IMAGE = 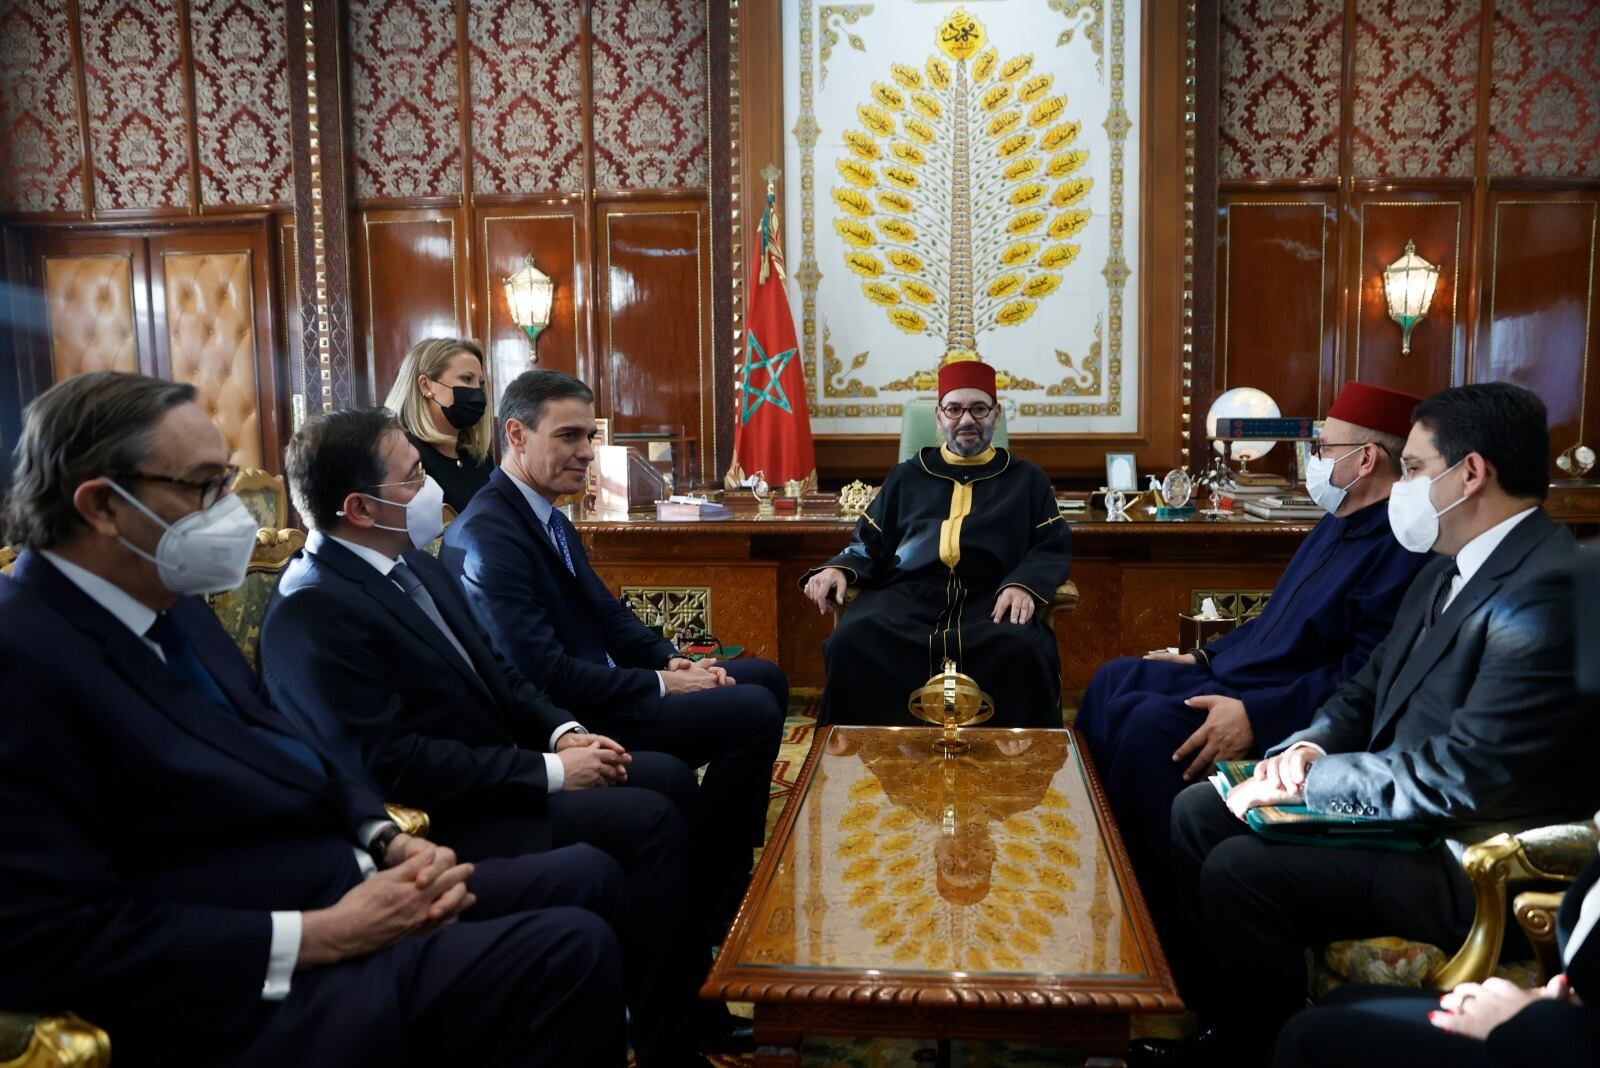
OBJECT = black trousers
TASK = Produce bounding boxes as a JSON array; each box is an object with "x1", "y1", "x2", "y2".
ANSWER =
[
  {"x1": 598, "y1": 657, "x2": 787, "y2": 887},
  {"x1": 437, "y1": 752, "x2": 709, "y2": 1067},
  {"x1": 1169, "y1": 783, "x2": 1474, "y2": 1066},
  {"x1": 146, "y1": 844, "x2": 629, "y2": 1068}
]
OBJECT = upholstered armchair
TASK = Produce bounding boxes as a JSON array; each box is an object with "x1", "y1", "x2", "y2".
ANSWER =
[
  {"x1": 1314, "y1": 820, "x2": 1599, "y2": 994},
  {"x1": 0, "y1": 1013, "x2": 109, "y2": 1068},
  {"x1": 232, "y1": 469, "x2": 289, "y2": 530},
  {"x1": 208, "y1": 527, "x2": 307, "y2": 670}
]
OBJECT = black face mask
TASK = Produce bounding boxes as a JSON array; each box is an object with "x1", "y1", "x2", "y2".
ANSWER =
[{"x1": 434, "y1": 384, "x2": 486, "y2": 430}]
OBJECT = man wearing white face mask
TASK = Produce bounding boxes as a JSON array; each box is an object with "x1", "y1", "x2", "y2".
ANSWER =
[
  {"x1": 263, "y1": 408, "x2": 742, "y2": 1065},
  {"x1": 1158, "y1": 382, "x2": 1597, "y2": 1067},
  {"x1": 0, "y1": 373, "x2": 631, "y2": 1067},
  {"x1": 1078, "y1": 381, "x2": 1426, "y2": 955}
]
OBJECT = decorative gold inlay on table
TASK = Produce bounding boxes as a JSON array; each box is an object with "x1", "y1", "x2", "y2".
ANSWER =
[{"x1": 737, "y1": 727, "x2": 1147, "y2": 978}]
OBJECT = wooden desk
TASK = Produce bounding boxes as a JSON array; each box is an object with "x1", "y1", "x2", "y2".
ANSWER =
[
  {"x1": 701, "y1": 725, "x2": 1181, "y2": 1063},
  {"x1": 577, "y1": 494, "x2": 1599, "y2": 694}
]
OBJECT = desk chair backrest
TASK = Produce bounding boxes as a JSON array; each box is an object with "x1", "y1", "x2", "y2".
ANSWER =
[{"x1": 897, "y1": 398, "x2": 1010, "y2": 463}]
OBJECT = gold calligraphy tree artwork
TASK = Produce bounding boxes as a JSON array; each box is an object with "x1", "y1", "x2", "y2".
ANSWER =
[{"x1": 830, "y1": 8, "x2": 1092, "y2": 365}]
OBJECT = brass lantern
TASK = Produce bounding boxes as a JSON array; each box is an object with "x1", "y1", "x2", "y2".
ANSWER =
[
  {"x1": 1382, "y1": 239, "x2": 1440, "y2": 356},
  {"x1": 503, "y1": 254, "x2": 555, "y2": 360}
]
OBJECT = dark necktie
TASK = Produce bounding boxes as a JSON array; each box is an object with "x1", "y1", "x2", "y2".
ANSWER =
[
  {"x1": 389, "y1": 561, "x2": 478, "y2": 673},
  {"x1": 1428, "y1": 560, "x2": 1460, "y2": 629},
  {"x1": 146, "y1": 613, "x2": 325, "y2": 778},
  {"x1": 544, "y1": 511, "x2": 617, "y2": 668}
]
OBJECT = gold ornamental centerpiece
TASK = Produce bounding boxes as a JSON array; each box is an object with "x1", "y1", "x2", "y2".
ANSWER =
[{"x1": 908, "y1": 658, "x2": 995, "y2": 753}]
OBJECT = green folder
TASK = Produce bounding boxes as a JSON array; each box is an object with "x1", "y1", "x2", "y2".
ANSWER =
[{"x1": 1212, "y1": 760, "x2": 1442, "y2": 851}]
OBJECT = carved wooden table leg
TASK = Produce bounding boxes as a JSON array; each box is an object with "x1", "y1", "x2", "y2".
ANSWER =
[{"x1": 753, "y1": 1008, "x2": 802, "y2": 1068}]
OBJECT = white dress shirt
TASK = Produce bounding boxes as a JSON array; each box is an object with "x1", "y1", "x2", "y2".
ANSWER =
[
  {"x1": 503, "y1": 470, "x2": 673, "y2": 697},
  {"x1": 34, "y1": 550, "x2": 385, "y2": 1001}
]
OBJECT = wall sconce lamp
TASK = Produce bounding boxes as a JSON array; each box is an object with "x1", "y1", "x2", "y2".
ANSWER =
[
  {"x1": 1382, "y1": 239, "x2": 1440, "y2": 356},
  {"x1": 503, "y1": 253, "x2": 555, "y2": 361}
]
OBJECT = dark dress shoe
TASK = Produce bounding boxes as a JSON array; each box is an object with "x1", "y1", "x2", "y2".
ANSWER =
[
  {"x1": 1127, "y1": 1027, "x2": 1222, "y2": 1067},
  {"x1": 696, "y1": 1022, "x2": 755, "y2": 1056}
]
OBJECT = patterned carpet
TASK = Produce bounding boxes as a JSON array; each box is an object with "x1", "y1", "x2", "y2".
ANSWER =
[{"x1": 706, "y1": 689, "x2": 1187, "y2": 1067}]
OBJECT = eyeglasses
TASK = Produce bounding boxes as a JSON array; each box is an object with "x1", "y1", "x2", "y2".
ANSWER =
[
  {"x1": 938, "y1": 402, "x2": 995, "y2": 420},
  {"x1": 1311, "y1": 442, "x2": 1382, "y2": 461},
  {"x1": 118, "y1": 464, "x2": 241, "y2": 509}
]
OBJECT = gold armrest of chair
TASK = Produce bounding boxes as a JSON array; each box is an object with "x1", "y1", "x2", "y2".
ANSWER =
[
  {"x1": 0, "y1": 546, "x2": 17, "y2": 575},
  {"x1": 830, "y1": 580, "x2": 1079, "y2": 632},
  {"x1": 384, "y1": 804, "x2": 431, "y2": 838},
  {"x1": 0, "y1": 1013, "x2": 109, "y2": 1068},
  {"x1": 1513, "y1": 890, "x2": 1567, "y2": 985},
  {"x1": 1424, "y1": 820, "x2": 1598, "y2": 989}
]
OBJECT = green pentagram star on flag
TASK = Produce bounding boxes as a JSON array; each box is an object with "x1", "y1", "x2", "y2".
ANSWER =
[{"x1": 738, "y1": 334, "x2": 798, "y2": 424}]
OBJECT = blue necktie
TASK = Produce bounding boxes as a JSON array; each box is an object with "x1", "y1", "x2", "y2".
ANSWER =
[
  {"x1": 546, "y1": 512, "x2": 616, "y2": 668},
  {"x1": 146, "y1": 613, "x2": 325, "y2": 778}
]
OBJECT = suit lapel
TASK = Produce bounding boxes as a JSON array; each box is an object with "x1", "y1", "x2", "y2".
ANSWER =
[
  {"x1": 402, "y1": 549, "x2": 509, "y2": 706},
  {"x1": 1370, "y1": 512, "x2": 1558, "y2": 742},
  {"x1": 13, "y1": 553, "x2": 329, "y2": 795},
  {"x1": 491, "y1": 469, "x2": 576, "y2": 580},
  {"x1": 309, "y1": 538, "x2": 494, "y2": 702}
]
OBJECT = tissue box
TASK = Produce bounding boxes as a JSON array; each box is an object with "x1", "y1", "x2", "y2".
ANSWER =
[{"x1": 1180, "y1": 613, "x2": 1238, "y2": 651}]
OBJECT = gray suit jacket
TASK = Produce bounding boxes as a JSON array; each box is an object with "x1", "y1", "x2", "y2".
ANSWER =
[{"x1": 1271, "y1": 509, "x2": 1597, "y2": 850}]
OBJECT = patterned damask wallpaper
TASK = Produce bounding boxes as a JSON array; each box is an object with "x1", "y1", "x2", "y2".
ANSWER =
[
  {"x1": 191, "y1": 0, "x2": 293, "y2": 207},
  {"x1": 1350, "y1": 0, "x2": 1480, "y2": 178},
  {"x1": 1489, "y1": 0, "x2": 1600, "y2": 178},
  {"x1": 469, "y1": 0, "x2": 585, "y2": 195},
  {"x1": 0, "y1": 0, "x2": 84, "y2": 214},
  {"x1": 79, "y1": 0, "x2": 190, "y2": 210},
  {"x1": 590, "y1": 0, "x2": 709, "y2": 190},
  {"x1": 1219, "y1": 0, "x2": 1343, "y2": 180},
  {"x1": 349, "y1": 0, "x2": 463, "y2": 200}
]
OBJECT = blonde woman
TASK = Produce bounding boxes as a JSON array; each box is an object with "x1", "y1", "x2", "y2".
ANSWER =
[{"x1": 383, "y1": 337, "x2": 494, "y2": 512}]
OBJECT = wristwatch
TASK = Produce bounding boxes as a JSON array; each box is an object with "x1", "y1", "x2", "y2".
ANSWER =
[{"x1": 367, "y1": 822, "x2": 403, "y2": 867}]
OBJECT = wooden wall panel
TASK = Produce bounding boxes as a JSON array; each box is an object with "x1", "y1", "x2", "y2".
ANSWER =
[
  {"x1": 478, "y1": 205, "x2": 586, "y2": 393},
  {"x1": 355, "y1": 210, "x2": 467, "y2": 405},
  {"x1": 600, "y1": 201, "x2": 712, "y2": 481},
  {"x1": 1217, "y1": 197, "x2": 1337, "y2": 419},
  {"x1": 1479, "y1": 196, "x2": 1600, "y2": 459},
  {"x1": 1351, "y1": 196, "x2": 1466, "y2": 400}
]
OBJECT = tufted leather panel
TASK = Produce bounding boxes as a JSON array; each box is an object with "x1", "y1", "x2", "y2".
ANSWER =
[
  {"x1": 44, "y1": 256, "x2": 138, "y2": 380},
  {"x1": 161, "y1": 252, "x2": 262, "y2": 468}
]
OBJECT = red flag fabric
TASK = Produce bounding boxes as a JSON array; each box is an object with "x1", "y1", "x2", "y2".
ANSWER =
[{"x1": 727, "y1": 191, "x2": 816, "y2": 491}]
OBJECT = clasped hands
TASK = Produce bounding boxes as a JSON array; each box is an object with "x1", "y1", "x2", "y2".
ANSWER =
[
  {"x1": 659, "y1": 655, "x2": 731, "y2": 694},
  {"x1": 299, "y1": 833, "x2": 474, "y2": 969},
  {"x1": 1429, "y1": 974, "x2": 1580, "y2": 1039}
]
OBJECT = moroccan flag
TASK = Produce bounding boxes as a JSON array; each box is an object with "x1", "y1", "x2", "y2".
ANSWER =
[{"x1": 727, "y1": 188, "x2": 816, "y2": 491}]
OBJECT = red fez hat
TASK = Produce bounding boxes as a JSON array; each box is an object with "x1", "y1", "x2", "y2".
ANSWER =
[
  {"x1": 1327, "y1": 381, "x2": 1423, "y2": 440},
  {"x1": 938, "y1": 359, "x2": 997, "y2": 400}
]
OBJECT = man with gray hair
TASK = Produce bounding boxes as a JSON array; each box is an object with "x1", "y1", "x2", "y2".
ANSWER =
[{"x1": 0, "y1": 371, "x2": 628, "y2": 1066}]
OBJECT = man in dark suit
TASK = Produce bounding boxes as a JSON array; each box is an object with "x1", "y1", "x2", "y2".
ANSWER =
[
  {"x1": 440, "y1": 370, "x2": 786, "y2": 907},
  {"x1": 261, "y1": 406, "x2": 730, "y2": 1066},
  {"x1": 0, "y1": 372, "x2": 626, "y2": 1067},
  {"x1": 1157, "y1": 383, "x2": 1599, "y2": 1066}
]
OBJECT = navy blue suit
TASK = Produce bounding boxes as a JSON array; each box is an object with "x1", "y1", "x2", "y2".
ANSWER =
[
  {"x1": 261, "y1": 535, "x2": 718, "y2": 1065},
  {"x1": 1075, "y1": 499, "x2": 1427, "y2": 942},
  {"x1": 441, "y1": 469, "x2": 786, "y2": 891},
  {"x1": 0, "y1": 550, "x2": 626, "y2": 1068}
]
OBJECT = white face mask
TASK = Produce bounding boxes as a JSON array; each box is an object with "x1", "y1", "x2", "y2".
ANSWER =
[
  {"x1": 107, "y1": 482, "x2": 259, "y2": 594},
  {"x1": 1305, "y1": 447, "x2": 1364, "y2": 515},
  {"x1": 342, "y1": 475, "x2": 445, "y2": 550},
  {"x1": 1387, "y1": 459, "x2": 1468, "y2": 553}
]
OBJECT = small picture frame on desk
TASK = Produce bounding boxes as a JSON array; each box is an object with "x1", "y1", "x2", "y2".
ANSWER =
[{"x1": 1105, "y1": 452, "x2": 1137, "y2": 492}]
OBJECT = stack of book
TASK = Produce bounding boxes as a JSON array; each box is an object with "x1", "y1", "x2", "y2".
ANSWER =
[
  {"x1": 655, "y1": 495, "x2": 733, "y2": 521},
  {"x1": 1241, "y1": 493, "x2": 1323, "y2": 520}
]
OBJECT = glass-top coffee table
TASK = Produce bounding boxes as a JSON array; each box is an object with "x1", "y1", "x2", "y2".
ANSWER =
[{"x1": 702, "y1": 726, "x2": 1181, "y2": 1064}]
